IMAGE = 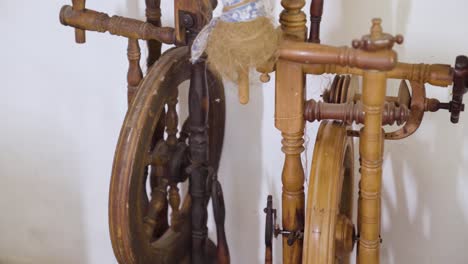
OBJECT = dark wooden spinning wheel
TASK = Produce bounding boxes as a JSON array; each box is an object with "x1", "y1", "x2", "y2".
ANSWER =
[{"x1": 109, "y1": 46, "x2": 225, "y2": 264}]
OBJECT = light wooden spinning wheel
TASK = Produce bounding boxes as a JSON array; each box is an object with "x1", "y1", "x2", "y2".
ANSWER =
[
  {"x1": 109, "y1": 47, "x2": 225, "y2": 264},
  {"x1": 303, "y1": 75, "x2": 356, "y2": 264}
]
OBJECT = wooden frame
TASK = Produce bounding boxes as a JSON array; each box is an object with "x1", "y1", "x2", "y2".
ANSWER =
[
  {"x1": 59, "y1": 0, "x2": 467, "y2": 263},
  {"x1": 276, "y1": 1, "x2": 468, "y2": 263}
]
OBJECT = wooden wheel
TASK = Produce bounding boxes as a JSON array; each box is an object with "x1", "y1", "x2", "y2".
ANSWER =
[
  {"x1": 323, "y1": 75, "x2": 354, "y2": 104},
  {"x1": 109, "y1": 47, "x2": 225, "y2": 264},
  {"x1": 303, "y1": 74, "x2": 357, "y2": 264},
  {"x1": 302, "y1": 121, "x2": 355, "y2": 264}
]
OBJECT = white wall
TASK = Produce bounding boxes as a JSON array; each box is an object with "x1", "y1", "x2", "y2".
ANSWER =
[{"x1": 1, "y1": 0, "x2": 467, "y2": 263}]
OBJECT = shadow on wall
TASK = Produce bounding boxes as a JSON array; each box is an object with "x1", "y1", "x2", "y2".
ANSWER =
[
  {"x1": 323, "y1": 1, "x2": 466, "y2": 263},
  {"x1": 383, "y1": 113, "x2": 468, "y2": 264},
  {"x1": 0, "y1": 118, "x2": 87, "y2": 264}
]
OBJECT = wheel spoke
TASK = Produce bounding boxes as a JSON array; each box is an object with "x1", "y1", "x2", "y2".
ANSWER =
[
  {"x1": 143, "y1": 178, "x2": 168, "y2": 239},
  {"x1": 145, "y1": 140, "x2": 171, "y2": 239},
  {"x1": 166, "y1": 90, "x2": 179, "y2": 148},
  {"x1": 169, "y1": 183, "x2": 181, "y2": 227}
]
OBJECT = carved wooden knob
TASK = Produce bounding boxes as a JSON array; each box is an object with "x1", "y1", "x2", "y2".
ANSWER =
[
  {"x1": 260, "y1": 73, "x2": 271, "y2": 83},
  {"x1": 370, "y1": 18, "x2": 383, "y2": 38},
  {"x1": 352, "y1": 18, "x2": 404, "y2": 52},
  {"x1": 395, "y1": 34, "x2": 404, "y2": 45}
]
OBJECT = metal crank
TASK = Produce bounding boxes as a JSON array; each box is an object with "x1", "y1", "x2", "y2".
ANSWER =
[{"x1": 263, "y1": 195, "x2": 304, "y2": 264}]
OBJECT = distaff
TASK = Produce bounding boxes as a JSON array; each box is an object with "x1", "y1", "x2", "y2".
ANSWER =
[{"x1": 190, "y1": 0, "x2": 280, "y2": 104}]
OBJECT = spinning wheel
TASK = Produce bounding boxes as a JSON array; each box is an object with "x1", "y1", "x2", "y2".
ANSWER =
[
  {"x1": 109, "y1": 47, "x2": 225, "y2": 264},
  {"x1": 322, "y1": 75, "x2": 352, "y2": 104},
  {"x1": 303, "y1": 76, "x2": 356, "y2": 264},
  {"x1": 59, "y1": 0, "x2": 468, "y2": 262}
]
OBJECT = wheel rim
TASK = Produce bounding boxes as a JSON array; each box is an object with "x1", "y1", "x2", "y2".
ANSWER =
[
  {"x1": 109, "y1": 47, "x2": 225, "y2": 264},
  {"x1": 304, "y1": 74, "x2": 356, "y2": 264},
  {"x1": 303, "y1": 121, "x2": 355, "y2": 264}
]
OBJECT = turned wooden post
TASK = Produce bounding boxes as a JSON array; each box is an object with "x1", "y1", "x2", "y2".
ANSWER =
[
  {"x1": 166, "y1": 89, "x2": 179, "y2": 147},
  {"x1": 308, "y1": 0, "x2": 323, "y2": 43},
  {"x1": 189, "y1": 60, "x2": 210, "y2": 264},
  {"x1": 166, "y1": 89, "x2": 181, "y2": 226},
  {"x1": 126, "y1": 39, "x2": 143, "y2": 105},
  {"x1": 275, "y1": 60, "x2": 305, "y2": 264},
  {"x1": 145, "y1": 0, "x2": 162, "y2": 67},
  {"x1": 277, "y1": 0, "x2": 308, "y2": 259},
  {"x1": 280, "y1": 0, "x2": 307, "y2": 40},
  {"x1": 357, "y1": 71, "x2": 386, "y2": 263}
]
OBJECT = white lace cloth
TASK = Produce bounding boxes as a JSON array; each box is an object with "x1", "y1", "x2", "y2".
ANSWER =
[{"x1": 190, "y1": 0, "x2": 267, "y2": 63}]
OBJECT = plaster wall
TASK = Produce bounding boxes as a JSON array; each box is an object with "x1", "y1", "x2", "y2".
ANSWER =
[{"x1": 1, "y1": 0, "x2": 467, "y2": 263}]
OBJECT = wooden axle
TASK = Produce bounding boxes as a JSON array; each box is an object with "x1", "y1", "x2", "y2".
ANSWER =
[
  {"x1": 304, "y1": 99, "x2": 409, "y2": 126},
  {"x1": 60, "y1": 5, "x2": 175, "y2": 44},
  {"x1": 303, "y1": 62, "x2": 453, "y2": 87},
  {"x1": 279, "y1": 41, "x2": 397, "y2": 71}
]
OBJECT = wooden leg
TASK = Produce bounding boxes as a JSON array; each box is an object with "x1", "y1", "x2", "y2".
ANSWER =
[
  {"x1": 357, "y1": 71, "x2": 386, "y2": 264},
  {"x1": 189, "y1": 60, "x2": 209, "y2": 264},
  {"x1": 275, "y1": 60, "x2": 305, "y2": 264}
]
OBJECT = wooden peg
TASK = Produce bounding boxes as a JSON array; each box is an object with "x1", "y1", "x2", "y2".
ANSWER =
[
  {"x1": 257, "y1": 57, "x2": 276, "y2": 83},
  {"x1": 238, "y1": 69, "x2": 249, "y2": 104},
  {"x1": 260, "y1": 73, "x2": 270, "y2": 83},
  {"x1": 72, "y1": 0, "x2": 86, "y2": 43}
]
